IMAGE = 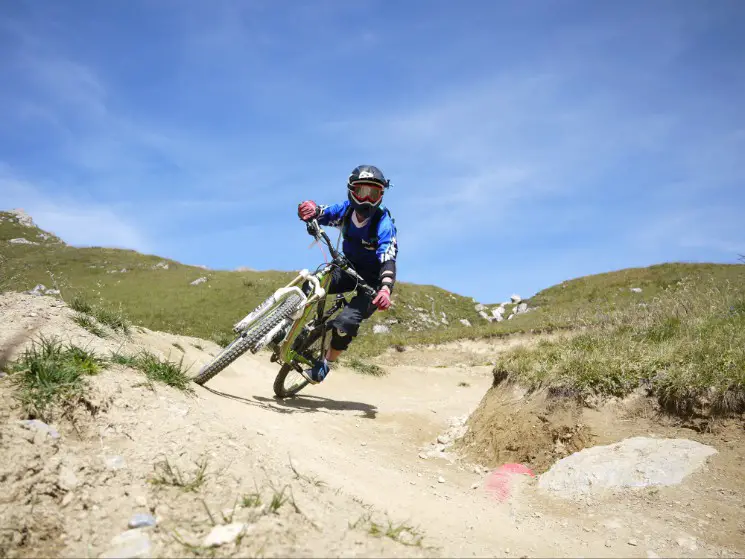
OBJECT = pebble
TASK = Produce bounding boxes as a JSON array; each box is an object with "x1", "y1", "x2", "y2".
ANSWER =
[
  {"x1": 438, "y1": 476, "x2": 445, "y2": 484},
  {"x1": 418, "y1": 453, "x2": 428, "y2": 459},
  {"x1": 203, "y1": 523, "x2": 250, "y2": 547},
  {"x1": 104, "y1": 455, "x2": 126, "y2": 470},
  {"x1": 605, "y1": 540, "x2": 613, "y2": 548},
  {"x1": 61, "y1": 493, "x2": 74, "y2": 507},
  {"x1": 256, "y1": 430, "x2": 266, "y2": 436},
  {"x1": 128, "y1": 514, "x2": 156, "y2": 529},
  {"x1": 360, "y1": 442, "x2": 367, "y2": 447},
  {"x1": 628, "y1": 538, "x2": 639, "y2": 546},
  {"x1": 471, "y1": 483, "x2": 480, "y2": 490},
  {"x1": 135, "y1": 496, "x2": 147, "y2": 507}
]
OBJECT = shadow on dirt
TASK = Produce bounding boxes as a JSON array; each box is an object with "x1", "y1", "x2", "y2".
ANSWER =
[{"x1": 201, "y1": 386, "x2": 377, "y2": 419}]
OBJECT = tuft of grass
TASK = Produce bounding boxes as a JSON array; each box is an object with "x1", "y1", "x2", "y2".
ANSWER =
[
  {"x1": 172, "y1": 342, "x2": 184, "y2": 352},
  {"x1": 69, "y1": 295, "x2": 93, "y2": 314},
  {"x1": 350, "y1": 513, "x2": 423, "y2": 547},
  {"x1": 192, "y1": 343, "x2": 204, "y2": 351},
  {"x1": 268, "y1": 484, "x2": 289, "y2": 514},
  {"x1": 242, "y1": 492, "x2": 262, "y2": 508},
  {"x1": 8, "y1": 335, "x2": 105, "y2": 421},
  {"x1": 149, "y1": 455, "x2": 208, "y2": 492},
  {"x1": 110, "y1": 351, "x2": 138, "y2": 367},
  {"x1": 72, "y1": 312, "x2": 107, "y2": 338},
  {"x1": 458, "y1": 381, "x2": 470, "y2": 387},
  {"x1": 109, "y1": 350, "x2": 193, "y2": 392},
  {"x1": 288, "y1": 456, "x2": 326, "y2": 487},
  {"x1": 491, "y1": 277, "x2": 745, "y2": 416},
  {"x1": 346, "y1": 357, "x2": 386, "y2": 377},
  {"x1": 93, "y1": 305, "x2": 131, "y2": 335}
]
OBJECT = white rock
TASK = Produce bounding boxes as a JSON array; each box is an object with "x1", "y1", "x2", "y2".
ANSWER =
[
  {"x1": 478, "y1": 311, "x2": 491, "y2": 321},
  {"x1": 58, "y1": 466, "x2": 79, "y2": 491},
  {"x1": 104, "y1": 455, "x2": 126, "y2": 470},
  {"x1": 128, "y1": 514, "x2": 156, "y2": 529},
  {"x1": 190, "y1": 277, "x2": 208, "y2": 286},
  {"x1": 630, "y1": 287, "x2": 643, "y2": 293},
  {"x1": 515, "y1": 302, "x2": 529, "y2": 314},
  {"x1": 628, "y1": 538, "x2": 638, "y2": 546},
  {"x1": 459, "y1": 318, "x2": 472, "y2": 327},
  {"x1": 9, "y1": 237, "x2": 38, "y2": 245},
  {"x1": 372, "y1": 324, "x2": 390, "y2": 335},
  {"x1": 474, "y1": 303, "x2": 486, "y2": 312},
  {"x1": 510, "y1": 294, "x2": 522, "y2": 303},
  {"x1": 491, "y1": 307, "x2": 505, "y2": 318},
  {"x1": 10, "y1": 208, "x2": 35, "y2": 227},
  {"x1": 203, "y1": 523, "x2": 249, "y2": 547},
  {"x1": 437, "y1": 476, "x2": 445, "y2": 483},
  {"x1": 100, "y1": 529, "x2": 152, "y2": 558},
  {"x1": 471, "y1": 482, "x2": 480, "y2": 490},
  {"x1": 436, "y1": 434, "x2": 451, "y2": 445},
  {"x1": 538, "y1": 437, "x2": 717, "y2": 498}
]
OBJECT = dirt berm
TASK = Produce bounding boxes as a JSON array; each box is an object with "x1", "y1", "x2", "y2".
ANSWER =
[{"x1": 1, "y1": 292, "x2": 744, "y2": 558}]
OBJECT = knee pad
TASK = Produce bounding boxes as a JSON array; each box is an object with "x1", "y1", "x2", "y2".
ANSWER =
[{"x1": 331, "y1": 326, "x2": 353, "y2": 351}]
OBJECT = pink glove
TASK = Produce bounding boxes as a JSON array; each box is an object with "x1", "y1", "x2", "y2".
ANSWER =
[
  {"x1": 372, "y1": 288, "x2": 391, "y2": 310},
  {"x1": 298, "y1": 200, "x2": 319, "y2": 221}
]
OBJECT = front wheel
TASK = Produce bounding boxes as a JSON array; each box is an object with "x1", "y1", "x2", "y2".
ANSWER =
[
  {"x1": 273, "y1": 324, "x2": 331, "y2": 398},
  {"x1": 192, "y1": 294, "x2": 303, "y2": 386}
]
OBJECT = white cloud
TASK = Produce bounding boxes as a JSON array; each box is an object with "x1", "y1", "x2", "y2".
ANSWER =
[{"x1": 0, "y1": 166, "x2": 151, "y2": 252}]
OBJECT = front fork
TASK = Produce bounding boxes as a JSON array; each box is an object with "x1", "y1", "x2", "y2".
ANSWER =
[{"x1": 276, "y1": 268, "x2": 334, "y2": 367}]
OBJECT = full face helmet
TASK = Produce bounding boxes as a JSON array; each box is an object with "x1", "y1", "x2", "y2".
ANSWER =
[{"x1": 347, "y1": 164, "x2": 389, "y2": 218}]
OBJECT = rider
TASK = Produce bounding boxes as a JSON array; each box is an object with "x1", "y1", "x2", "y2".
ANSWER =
[{"x1": 296, "y1": 164, "x2": 398, "y2": 384}]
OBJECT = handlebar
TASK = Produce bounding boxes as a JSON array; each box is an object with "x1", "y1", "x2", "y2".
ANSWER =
[{"x1": 305, "y1": 219, "x2": 377, "y2": 298}]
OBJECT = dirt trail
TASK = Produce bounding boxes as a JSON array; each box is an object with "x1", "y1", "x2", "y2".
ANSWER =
[{"x1": 1, "y1": 292, "x2": 744, "y2": 558}]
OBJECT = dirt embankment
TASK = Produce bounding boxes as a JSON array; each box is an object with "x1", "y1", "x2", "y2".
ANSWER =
[{"x1": 1, "y1": 292, "x2": 744, "y2": 558}]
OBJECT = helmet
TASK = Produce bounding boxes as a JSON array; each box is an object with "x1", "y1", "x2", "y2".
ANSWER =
[{"x1": 347, "y1": 165, "x2": 390, "y2": 217}]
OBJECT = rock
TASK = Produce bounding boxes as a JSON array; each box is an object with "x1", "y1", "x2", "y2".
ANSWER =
[
  {"x1": 0, "y1": 372, "x2": 7, "y2": 380},
  {"x1": 61, "y1": 493, "x2": 75, "y2": 507},
  {"x1": 24, "y1": 284, "x2": 48, "y2": 296},
  {"x1": 459, "y1": 319, "x2": 472, "y2": 327},
  {"x1": 418, "y1": 453, "x2": 428, "y2": 460},
  {"x1": 515, "y1": 303, "x2": 528, "y2": 314},
  {"x1": 256, "y1": 429, "x2": 266, "y2": 436},
  {"x1": 18, "y1": 419, "x2": 60, "y2": 439},
  {"x1": 58, "y1": 466, "x2": 79, "y2": 491},
  {"x1": 135, "y1": 496, "x2": 148, "y2": 507},
  {"x1": 437, "y1": 476, "x2": 445, "y2": 484},
  {"x1": 360, "y1": 442, "x2": 367, "y2": 447},
  {"x1": 128, "y1": 514, "x2": 156, "y2": 529},
  {"x1": 436, "y1": 434, "x2": 451, "y2": 445},
  {"x1": 45, "y1": 289, "x2": 60, "y2": 296},
  {"x1": 510, "y1": 294, "x2": 522, "y2": 303},
  {"x1": 27, "y1": 312, "x2": 38, "y2": 317},
  {"x1": 491, "y1": 307, "x2": 505, "y2": 318},
  {"x1": 104, "y1": 455, "x2": 126, "y2": 470},
  {"x1": 507, "y1": 314, "x2": 514, "y2": 320},
  {"x1": 152, "y1": 261, "x2": 169, "y2": 270},
  {"x1": 372, "y1": 324, "x2": 390, "y2": 335},
  {"x1": 478, "y1": 311, "x2": 491, "y2": 321},
  {"x1": 9, "y1": 237, "x2": 38, "y2": 245},
  {"x1": 494, "y1": 314, "x2": 504, "y2": 322},
  {"x1": 474, "y1": 303, "x2": 486, "y2": 312},
  {"x1": 471, "y1": 483, "x2": 479, "y2": 490},
  {"x1": 100, "y1": 529, "x2": 152, "y2": 558},
  {"x1": 676, "y1": 536, "x2": 697, "y2": 551},
  {"x1": 630, "y1": 287, "x2": 643, "y2": 293},
  {"x1": 628, "y1": 538, "x2": 639, "y2": 546},
  {"x1": 538, "y1": 437, "x2": 718, "y2": 498},
  {"x1": 605, "y1": 540, "x2": 613, "y2": 548},
  {"x1": 10, "y1": 208, "x2": 35, "y2": 227},
  {"x1": 190, "y1": 277, "x2": 208, "y2": 286},
  {"x1": 203, "y1": 523, "x2": 249, "y2": 547}
]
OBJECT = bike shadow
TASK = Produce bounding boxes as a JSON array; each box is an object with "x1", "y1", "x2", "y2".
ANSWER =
[
  {"x1": 254, "y1": 395, "x2": 378, "y2": 419},
  {"x1": 201, "y1": 386, "x2": 377, "y2": 419}
]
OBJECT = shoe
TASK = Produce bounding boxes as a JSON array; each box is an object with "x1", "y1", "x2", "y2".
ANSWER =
[{"x1": 300, "y1": 359, "x2": 330, "y2": 385}]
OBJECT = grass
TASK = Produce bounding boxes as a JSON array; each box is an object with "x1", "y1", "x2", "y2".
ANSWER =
[
  {"x1": 350, "y1": 513, "x2": 424, "y2": 547},
  {"x1": 492, "y1": 276, "x2": 745, "y2": 416},
  {"x1": 345, "y1": 357, "x2": 386, "y2": 377},
  {"x1": 72, "y1": 312, "x2": 107, "y2": 338},
  {"x1": 7, "y1": 335, "x2": 105, "y2": 421},
  {"x1": 172, "y1": 342, "x2": 185, "y2": 352},
  {"x1": 149, "y1": 455, "x2": 209, "y2": 492},
  {"x1": 111, "y1": 349, "x2": 194, "y2": 392},
  {"x1": 241, "y1": 492, "x2": 262, "y2": 508}
]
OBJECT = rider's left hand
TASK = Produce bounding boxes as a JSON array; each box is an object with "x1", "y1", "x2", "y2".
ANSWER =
[{"x1": 372, "y1": 287, "x2": 391, "y2": 311}]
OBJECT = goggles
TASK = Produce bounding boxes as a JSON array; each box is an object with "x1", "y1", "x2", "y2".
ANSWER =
[{"x1": 350, "y1": 182, "x2": 384, "y2": 203}]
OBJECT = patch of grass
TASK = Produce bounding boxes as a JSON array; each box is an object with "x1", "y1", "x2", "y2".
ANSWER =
[
  {"x1": 192, "y1": 343, "x2": 204, "y2": 351},
  {"x1": 346, "y1": 357, "x2": 386, "y2": 377},
  {"x1": 172, "y1": 342, "x2": 185, "y2": 352},
  {"x1": 268, "y1": 484, "x2": 289, "y2": 514},
  {"x1": 492, "y1": 277, "x2": 745, "y2": 416},
  {"x1": 93, "y1": 305, "x2": 131, "y2": 335},
  {"x1": 72, "y1": 312, "x2": 107, "y2": 338},
  {"x1": 8, "y1": 335, "x2": 105, "y2": 421},
  {"x1": 242, "y1": 492, "x2": 262, "y2": 508},
  {"x1": 350, "y1": 513, "x2": 423, "y2": 547},
  {"x1": 109, "y1": 350, "x2": 193, "y2": 392},
  {"x1": 149, "y1": 455, "x2": 208, "y2": 492},
  {"x1": 288, "y1": 456, "x2": 325, "y2": 487},
  {"x1": 69, "y1": 295, "x2": 93, "y2": 314},
  {"x1": 133, "y1": 351, "x2": 194, "y2": 392},
  {"x1": 210, "y1": 330, "x2": 235, "y2": 348},
  {"x1": 458, "y1": 381, "x2": 470, "y2": 387}
]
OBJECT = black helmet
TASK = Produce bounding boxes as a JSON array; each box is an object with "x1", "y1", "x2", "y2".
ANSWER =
[{"x1": 347, "y1": 165, "x2": 389, "y2": 217}]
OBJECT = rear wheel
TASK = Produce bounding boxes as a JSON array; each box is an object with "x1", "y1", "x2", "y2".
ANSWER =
[
  {"x1": 192, "y1": 294, "x2": 303, "y2": 386},
  {"x1": 273, "y1": 324, "x2": 331, "y2": 398}
]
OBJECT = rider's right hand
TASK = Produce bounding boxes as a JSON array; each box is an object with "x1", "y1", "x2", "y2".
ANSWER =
[{"x1": 298, "y1": 200, "x2": 319, "y2": 222}]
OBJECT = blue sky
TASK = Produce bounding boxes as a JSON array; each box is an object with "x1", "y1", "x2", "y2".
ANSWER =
[{"x1": 1, "y1": 0, "x2": 744, "y2": 302}]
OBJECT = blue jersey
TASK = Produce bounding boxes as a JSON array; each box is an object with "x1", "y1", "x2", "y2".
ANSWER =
[{"x1": 317, "y1": 201, "x2": 398, "y2": 279}]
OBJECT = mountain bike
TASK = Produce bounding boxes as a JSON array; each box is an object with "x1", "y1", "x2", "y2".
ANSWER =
[{"x1": 191, "y1": 219, "x2": 376, "y2": 398}]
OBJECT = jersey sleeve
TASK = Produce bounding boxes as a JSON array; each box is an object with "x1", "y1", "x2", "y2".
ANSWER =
[
  {"x1": 317, "y1": 200, "x2": 349, "y2": 227},
  {"x1": 376, "y1": 213, "x2": 398, "y2": 264}
]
